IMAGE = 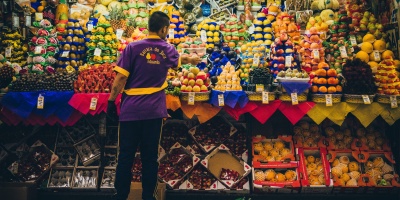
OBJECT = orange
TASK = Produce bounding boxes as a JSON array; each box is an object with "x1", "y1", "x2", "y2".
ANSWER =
[
  {"x1": 318, "y1": 86, "x2": 328, "y2": 93},
  {"x1": 336, "y1": 85, "x2": 343, "y2": 92},
  {"x1": 37, "y1": 6, "x2": 44, "y2": 12},
  {"x1": 328, "y1": 86, "x2": 337, "y2": 93}
]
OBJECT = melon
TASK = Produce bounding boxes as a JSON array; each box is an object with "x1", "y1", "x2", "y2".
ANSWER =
[
  {"x1": 108, "y1": 1, "x2": 122, "y2": 10},
  {"x1": 360, "y1": 42, "x2": 373, "y2": 54},
  {"x1": 381, "y1": 50, "x2": 394, "y2": 60},
  {"x1": 356, "y1": 51, "x2": 369, "y2": 63},
  {"x1": 373, "y1": 40, "x2": 386, "y2": 51},
  {"x1": 363, "y1": 33, "x2": 375, "y2": 43}
]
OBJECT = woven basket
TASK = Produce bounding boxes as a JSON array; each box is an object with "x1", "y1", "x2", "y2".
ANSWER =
[
  {"x1": 343, "y1": 94, "x2": 375, "y2": 104},
  {"x1": 180, "y1": 92, "x2": 210, "y2": 102},
  {"x1": 279, "y1": 93, "x2": 308, "y2": 102},
  {"x1": 246, "y1": 91, "x2": 276, "y2": 101},
  {"x1": 311, "y1": 94, "x2": 342, "y2": 103},
  {"x1": 376, "y1": 94, "x2": 400, "y2": 104}
]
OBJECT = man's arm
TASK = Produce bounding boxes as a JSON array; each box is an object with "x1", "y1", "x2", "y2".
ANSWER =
[{"x1": 109, "y1": 73, "x2": 128, "y2": 101}]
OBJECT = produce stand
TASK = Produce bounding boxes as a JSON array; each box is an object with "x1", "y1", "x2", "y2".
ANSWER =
[{"x1": 1, "y1": 0, "x2": 400, "y2": 200}]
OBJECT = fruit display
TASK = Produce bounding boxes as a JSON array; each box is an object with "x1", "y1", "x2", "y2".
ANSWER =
[
  {"x1": 180, "y1": 66, "x2": 210, "y2": 93},
  {"x1": 324, "y1": 128, "x2": 354, "y2": 150},
  {"x1": 310, "y1": 64, "x2": 342, "y2": 94},
  {"x1": 253, "y1": 167, "x2": 299, "y2": 183},
  {"x1": 375, "y1": 56, "x2": 400, "y2": 95},
  {"x1": 101, "y1": 169, "x2": 116, "y2": 189},
  {"x1": 54, "y1": 147, "x2": 77, "y2": 167},
  {"x1": 299, "y1": 28, "x2": 325, "y2": 74},
  {"x1": 363, "y1": 154, "x2": 398, "y2": 186},
  {"x1": 251, "y1": 12, "x2": 274, "y2": 46},
  {"x1": 223, "y1": 126, "x2": 247, "y2": 161},
  {"x1": 178, "y1": 38, "x2": 207, "y2": 65},
  {"x1": 221, "y1": 15, "x2": 248, "y2": 47},
  {"x1": 354, "y1": 127, "x2": 389, "y2": 151},
  {"x1": 303, "y1": 153, "x2": 328, "y2": 185},
  {"x1": 214, "y1": 62, "x2": 242, "y2": 91},
  {"x1": 357, "y1": 34, "x2": 389, "y2": 64},
  {"x1": 276, "y1": 68, "x2": 310, "y2": 80},
  {"x1": 58, "y1": 19, "x2": 87, "y2": 69},
  {"x1": 252, "y1": 136, "x2": 295, "y2": 164},
  {"x1": 329, "y1": 154, "x2": 362, "y2": 187},
  {"x1": 196, "y1": 19, "x2": 220, "y2": 49},
  {"x1": 239, "y1": 41, "x2": 269, "y2": 83},
  {"x1": 27, "y1": 19, "x2": 59, "y2": 74},
  {"x1": 341, "y1": 58, "x2": 376, "y2": 95},
  {"x1": 186, "y1": 165, "x2": 219, "y2": 190},
  {"x1": 272, "y1": 12, "x2": 300, "y2": 41},
  {"x1": 86, "y1": 16, "x2": 119, "y2": 65},
  {"x1": 269, "y1": 31, "x2": 300, "y2": 77},
  {"x1": 0, "y1": 62, "x2": 16, "y2": 89},
  {"x1": 73, "y1": 63, "x2": 116, "y2": 93},
  {"x1": 72, "y1": 169, "x2": 98, "y2": 188},
  {"x1": 160, "y1": 122, "x2": 189, "y2": 152},
  {"x1": 109, "y1": 6, "x2": 127, "y2": 31},
  {"x1": 74, "y1": 135, "x2": 101, "y2": 166},
  {"x1": 293, "y1": 121, "x2": 324, "y2": 148},
  {"x1": 0, "y1": 28, "x2": 27, "y2": 67},
  {"x1": 167, "y1": 12, "x2": 187, "y2": 46}
]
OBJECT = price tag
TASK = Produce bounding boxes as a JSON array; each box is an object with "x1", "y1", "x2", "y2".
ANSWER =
[
  {"x1": 218, "y1": 94, "x2": 224, "y2": 106},
  {"x1": 350, "y1": 47, "x2": 354, "y2": 53},
  {"x1": 94, "y1": 48, "x2": 102, "y2": 56},
  {"x1": 87, "y1": 24, "x2": 93, "y2": 31},
  {"x1": 200, "y1": 30, "x2": 207, "y2": 42},
  {"x1": 61, "y1": 51, "x2": 69, "y2": 57},
  {"x1": 313, "y1": 50, "x2": 320, "y2": 59},
  {"x1": 188, "y1": 92, "x2": 195, "y2": 105},
  {"x1": 169, "y1": 29, "x2": 174, "y2": 39},
  {"x1": 116, "y1": 29, "x2": 124, "y2": 40},
  {"x1": 362, "y1": 95, "x2": 371, "y2": 104},
  {"x1": 390, "y1": 96, "x2": 398, "y2": 108},
  {"x1": 25, "y1": 15, "x2": 31, "y2": 27},
  {"x1": 13, "y1": 16, "x2": 19, "y2": 28},
  {"x1": 350, "y1": 36, "x2": 357, "y2": 46},
  {"x1": 285, "y1": 56, "x2": 292, "y2": 67},
  {"x1": 35, "y1": 13, "x2": 43, "y2": 21},
  {"x1": 37, "y1": 94, "x2": 44, "y2": 109},
  {"x1": 291, "y1": 93, "x2": 298, "y2": 105},
  {"x1": 266, "y1": 51, "x2": 271, "y2": 59},
  {"x1": 373, "y1": 51, "x2": 381, "y2": 61},
  {"x1": 253, "y1": 55, "x2": 260, "y2": 66},
  {"x1": 325, "y1": 94, "x2": 333, "y2": 106},
  {"x1": 34, "y1": 46, "x2": 42, "y2": 54},
  {"x1": 90, "y1": 98, "x2": 98, "y2": 110},
  {"x1": 5, "y1": 47, "x2": 12, "y2": 58},
  {"x1": 262, "y1": 91, "x2": 269, "y2": 104},
  {"x1": 339, "y1": 46, "x2": 348, "y2": 58},
  {"x1": 256, "y1": 84, "x2": 264, "y2": 92}
]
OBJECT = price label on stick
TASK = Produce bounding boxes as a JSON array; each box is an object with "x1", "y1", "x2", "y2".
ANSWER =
[
  {"x1": 200, "y1": 30, "x2": 207, "y2": 42},
  {"x1": 291, "y1": 93, "x2": 298, "y2": 105},
  {"x1": 25, "y1": 15, "x2": 31, "y2": 27},
  {"x1": 94, "y1": 48, "x2": 102, "y2": 56},
  {"x1": 262, "y1": 91, "x2": 269, "y2": 104},
  {"x1": 362, "y1": 95, "x2": 371, "y2": 104},
  {"x1": 373, "y1": 51, "x2": 381, "y2": 61},
  {"x1": 35, "y1": 13, "x2": 43, "y2": 21},
  {"x1": 350, "y1": 36, "x2": 357, "y2": 46},
  {"x1": 116, "y1": 29, "x2": 124, "y2": 40},
  {"x1": 5, "y1": 47, "x2": 12, "y2": 58},
  {"x1": 390, "y1": 96, "x2": 398, "y2": 108},
  {"x1": 90, "y1": 98, "x2": 98, "y2": 110},
  {"x1": 169, "y1": 29, "x2": 174, "y2": 39},
  {"x1": 253, "y1": 55, "x2": 260, "y2": 66},
  {"x1": 87, "y1": 24, "x2": 93, "y2": 31},
  {"x1": 13, "y1": 16, "x2": 19, "y2": 28},
  {"x1": 61, "y1": 51, "x2": 69, "y2": 57},
  {"x1": 285, "y1": 56, "x2": 292, "y2": 67},
  {"x1": 188, "y1": 92, "x2": 195, "y2": 105},
  {"x1": 218, "y1": 94, "x2": 224, "y2": 107},
  {"x1": 35, "y1": 46, "x2": 42, "y2": 54},
  {"x1": 37, "y1": 94, "x2": 44, "y2": 109},
  {"x1": 313, "y1": 50, "x2": 320, "y2": 60},
  {"x1": 325, "y1": 94, "x2": 333, "y2": 106},
  {"x1": 339, "y1": 46, "x2": 348, "y2": 58}
]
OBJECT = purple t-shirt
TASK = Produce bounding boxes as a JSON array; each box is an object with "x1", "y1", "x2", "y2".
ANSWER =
[{"x1": 115, "y1": 36, "x2": 179, "y2": 121}]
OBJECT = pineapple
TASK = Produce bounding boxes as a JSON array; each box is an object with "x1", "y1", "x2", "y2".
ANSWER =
[
  {"x1": 109, "y1": 6, "x2": 126, "y2": 31},
  {"x1": 125, "y1": 18, "x2": 135, "y2": 38}
]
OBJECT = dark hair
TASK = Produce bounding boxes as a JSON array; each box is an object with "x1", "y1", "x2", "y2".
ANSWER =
[{"x1": 148, "y1": 11, "x2": 170, "y2": 32}]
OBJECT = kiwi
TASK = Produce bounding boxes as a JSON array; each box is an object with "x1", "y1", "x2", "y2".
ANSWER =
[
  {"x1": 66, "y1": 36, "x2": 73, "y2": 42},
  {"x1": 70, "y1": 45, "x2": 77, "y2": 52},
  {"x1": 72, "y1": 36, "x2": 79, "y2": 43},
  {"x1": 70, "y1": 60, "x2": 77, "y2": 67},
  {"x1": 68, "y1": 29, "x2": 73, "y2": 35},
  {"x1": 74, "y1": 29, "x2": 79, "y2": 35},
  {"x1": 63, "y1": 44, "x2": 71, "y2": 51}
]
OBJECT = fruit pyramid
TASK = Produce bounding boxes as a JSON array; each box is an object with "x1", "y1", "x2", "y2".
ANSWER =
[
  {"x1": 269, "y1": 30, "x2": 300, "y2": 77},
  {"x1": 214, "y1": 62, "x2": 242, "y2": 91},
  {"x1": 58, "y1": 19, "x2": 87, "y2": 70},
  {"x1": 86, "y1": 16, "x2": 119, "y2": 65},
  {"x1": 180, "y1": 67, "x2": 210, "y2": 93},
  {"x1": 341, "y1": 58, "x2": 376, "y2": 95},
  {"x1": 251, "y1": 11, "x2": 274, "y2": 51},
  {"x1": 122, "y1": 0, "x2": 149, "y2": 32},
  {"x1": 272, "y1": 12, "x2": 300, "y2": 42},
  {"x1": 357, "y1": 33, "x2": 394, "y2": 66},
  {"x1": 375, "y1": 56, "x2": 400, "y2": 95},
  {"x1": 167, "y1": 12, "x2": 187, "y2": 46},
  {"x1": 27, "y1": 19, "x2": 59, "y2": 74},
  {"x1": 222, "y1": 15, "x2": 247, "y2": 48},
  {"x1": 310, "y1": 62, "x2": 342, "y2": 94},
  {"x1": 239, "y1": 41, "x2": 269, "y2": 83},
  {"x1": 300, "y1": 27, "x2": 325, "y2": 74},
  {"x1": 0, "y1": 28, "x2": 28, "y2": 67},
  {"x1": 109, "y1": 6, "x2": 127, "y2": 31},
  {"x1": 196, "y1": 19, "x2": 220, "y2": 49}
]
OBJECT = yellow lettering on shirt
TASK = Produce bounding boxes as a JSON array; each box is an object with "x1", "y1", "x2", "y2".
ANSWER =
[
  {"x1": 160, "y1": 50, "x2": 167, "y2": 59},
  {"x1": 140, "y1": 47, "x2": 153, "y2": 56},
  {"x1": 147, "y1": 60, "x2": 160, "y2": 64}
]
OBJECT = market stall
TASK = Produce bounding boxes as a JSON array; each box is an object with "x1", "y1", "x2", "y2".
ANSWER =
[{"x1": 1, "y1": 0, "x2": 400, "y2": 200}]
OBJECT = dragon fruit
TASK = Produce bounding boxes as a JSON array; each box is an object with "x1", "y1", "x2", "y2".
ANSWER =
[
  {"x1": 46, "y1": 66, "x2": 55, "y2": 74},
  {"x1": 46, "y1": 56, "x2": 57, "y2": 64},
  {"x1": 46, "y1": 46, "x2": 57, "y2": 52},
  {"x1": 48, "y1": 37, "x2": 58, "y2": 45},
  {"x1": 37, "y1": 29, "x2": 49, "y2": 36},
  {"x1": 39, "y1": 19, "x2": 52, "y2": 28},
  {"x1": 32, "y1": 64, "x2": 44, "y2": 72},
  {"x1": 33, "y1": 56, "x2": 46, "y2": 63},
  {"x1": 36, "y1": 37, "x2": 47, "y2": 45}
]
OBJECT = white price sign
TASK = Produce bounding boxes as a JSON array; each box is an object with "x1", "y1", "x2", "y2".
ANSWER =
[
  {"x1": 35, "y1": 13, "x2": 43, "y2": 21},
  {"x1": 35, "y1": 46, "x2": 42, "y2": 54},
  {"x1": 339, "y1": 46, "x2": 348, "y2": 58},
  {"x1": 390, "y1": 96, "x2": 398, "y2": 108},
  {"x1": 94, "y1": 48, "x2": 102, "y2": 56},
  {"x1": 87, "y1": 24, "x2": 93, "y2": 31},
  {"x1": 325, "y1": 94, "x2": 333, "y2": 106},
  {"x1": 188, "y1": 92, "x2": 195, "y2": 105},
  {"x1": 218, "y1": 94, "x2": 224, "y2": 107},
  {"x1": 169, "y1": 29, "x2": 174, "y2": 39},
  {"x1": 291, "y1": 93, "x2": 298, "y2": 105},
  {"x1": 285, "y1": 56, "x2": 292, "y2": 67},
  {"x1": 90, "y1": 98, "x2": 98, "y2": 110},
  {"x1": 350, "y1": 36, "x2": 357, "y2": 46},
  {"x1": 373, "y1": 51, "x2": 381, "y2": 61},
  {"x1": 200, "y1": 30, "x2": 207, "y2": 42},
  {"x1": 313, "y1": 50, "x2": 320, "y2": 59},
  {"x1": 25, "y1": 15, "x2": 31, "y2": 27},
  {"x1": 61, "y1": 51, "x2": 69, "y2": 57},
  {"x1": 262, "y1": 91, "x2": 269, "y2": 104},
  {"x1": 266, "y1": 51, "x2": 271, "y2": 59},
  {"x1": 116, "y1": 29, "x2": 124, "y2": 40},
  {"x1": 362, "y1": 95, "x2": 371, "y2": 104},
  {"x1": 253, "y1": 55, "x2": 260, "y2": 66},
  {"x1": 5, "y1": 47, "x2": 12, "y2": 58},
  {"x1": 37, "y1": 94, "x2": 44, "y2": 109},
  {"x1": 13, "y1": 16, "x2": 19, "y2": 28}
]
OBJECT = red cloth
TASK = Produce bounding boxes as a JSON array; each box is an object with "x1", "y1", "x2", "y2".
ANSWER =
[
  {"x1": 249, "y1": 100, "x2": 282, "y2": 124},
  {"x1": 278, "y1": 101, "x2": 316, "y2": 124},
  {"x1": 68, "y1": 93, "x2": 122, "y2": 115},
  {"x1": 223, "y1": 102, "x2": 258, "y2": 120}
]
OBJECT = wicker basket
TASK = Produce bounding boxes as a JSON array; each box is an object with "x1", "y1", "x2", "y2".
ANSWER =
[
  {"x1": 343, "y1": 94, "x2": 375, "y2": 104},
  {"x1": 246, "y1": 91, "x2": 276, "y2": 101},
  {"x1": 376, "y1": 94, "x2": 400, "y2": 104},
  {"x1": 279, "y1": 93, "x2": 308, "y2": 102},
  {"x1": 180, "y1": 92, "x2": 210, "y2": 102},
  {"x1": 311, "y1": 94, "x2": 342, "y2": 103}
]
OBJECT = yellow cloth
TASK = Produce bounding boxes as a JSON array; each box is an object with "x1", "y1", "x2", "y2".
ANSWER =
[
  {"x1": 307, "y1": 102, "x2": 358, "y2": 125},
  {"x1": 350, "y1": 102, "x2": 386, "y2": 127},
  {"x1": 124, "y1": 81, "x2": 168, "y2": 95},
  {"x1": 166, "y1": 95, "x2": 181, "y2": 111},
  {"x1": 380, "y1": 105, "x2": 400, "y2": 125},
  {"x1": 180, "y1": 102, "x2": 221, "y2": 123}
]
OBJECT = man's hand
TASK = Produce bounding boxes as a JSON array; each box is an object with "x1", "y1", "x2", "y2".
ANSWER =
[{"x1": 107, "y1": 100, "x2": 118, "y2": 121}]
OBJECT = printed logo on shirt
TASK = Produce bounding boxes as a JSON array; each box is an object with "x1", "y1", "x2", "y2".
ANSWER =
[{"x1": 140, "y1": 47, "x2": 167, "y2": 65}]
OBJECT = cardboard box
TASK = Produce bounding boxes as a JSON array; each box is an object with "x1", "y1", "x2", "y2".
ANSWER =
[
  {"x1": 128, "y1": 182, "x2": 166, "y2": 200},
  {"x1": 252, "y1": 136, "x2": 295, "y2": 168},
  {"x1": 201, "y1": 144, "x2": 251, "y2": 189},
  {"x1": 298, "y1": 148, "x2": 333, "y2": 193},
  {"x1": 0, "y1": 182, "x2": 37, "y2": 200}
]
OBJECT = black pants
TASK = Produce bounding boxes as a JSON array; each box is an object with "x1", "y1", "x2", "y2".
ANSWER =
[{"x1": 115, "y1": 118, "x2": 163, "y2": 200}]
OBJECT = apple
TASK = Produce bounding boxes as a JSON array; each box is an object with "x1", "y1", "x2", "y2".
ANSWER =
[{"x1": 278, "y1": 64, "x2": 285, "y2": 69}]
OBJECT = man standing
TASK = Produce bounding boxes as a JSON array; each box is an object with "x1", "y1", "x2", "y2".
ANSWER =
[{"x1": 107, "y1": 11, "x2": 180, "y2": 200}]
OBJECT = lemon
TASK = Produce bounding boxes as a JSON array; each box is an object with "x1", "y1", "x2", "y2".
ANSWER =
[
  {"x1": 373, "y1": 40, "x2": 386, "y2": 51},
  {"x1": 356, "y1": 51, "x2": 370, "y2": 63},
  {"x1": 207, "y1": 31, "x2": 213, "y2": 37},
  {"x1": 209, "y1": 24, "x2": 216, "y2": 31},
  {"x1": 207, "y1": 37, "x2": 213, "y2": 43},
  {"x1": 382, "y1": 50, "x2": 394, "y2": 59},
  {"x1": 197, "y1": 24, "x2": 202, "y2": 30},
  {"x1": 213, "y1": 37, "x2": 219, "y2": 43},
  {"x1": 360, "y1": 42, "x2": 373, "y2": 54},
  {"x1": 202, "y1": 24, "x2": 209, "y2": 31},
  {"x1": 214, "y1": 32, "x2": 220, "y2": 37}
]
